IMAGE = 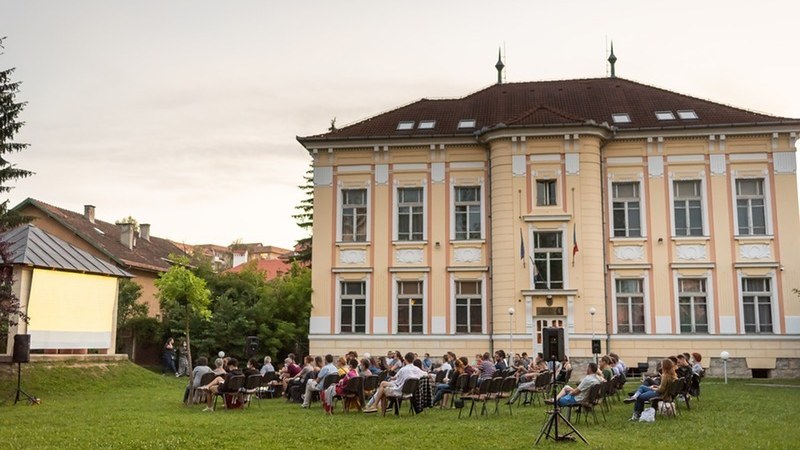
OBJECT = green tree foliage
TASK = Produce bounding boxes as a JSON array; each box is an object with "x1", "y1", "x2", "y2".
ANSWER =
[
  {"x1": 115, "y1": 216, "x2": 139, "y2": 232},
  {"x1": 187, "y1": 263, "x2": 311, "y2": 362},
  {"x1": 155, "y1": 265, "x2": 211, "y2": 404},
  {"x1": 117, "y1": 279, "x2": 148, "y2": 326},
  {"x1": 0, "y1": 37, "x2": 33, "y2": 342},
  {"x1": 292, "y1": 165, "x2": 313, "y2": 265}
]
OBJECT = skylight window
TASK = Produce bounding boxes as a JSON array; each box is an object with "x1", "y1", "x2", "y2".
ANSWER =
[
  {"x1": 396, "y1": 121, "x2": 415, "y2": 130},
  {"x1": 418, "y1": 120, "x2": 436, "y2": 130},
  {"x1": 655, "y1": 111, "x2": 676, "y2": 120},
  {"x1": 458, "y1": 119, "x2": 476, "y2": 129},
  {"x1": 611, "y1": 113, "x2": 631, "y2": 124},
  {"x1": 93, "y1": 227, "x2": 105, "y2": 235},
  {"x1": 677, "y1": 110, "x2": 699, "y2": 120}
]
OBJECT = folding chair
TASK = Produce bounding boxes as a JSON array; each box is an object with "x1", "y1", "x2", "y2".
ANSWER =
[
  {"x1": 333, "y1": 376, "x2": 364, "y2": 413},
  {"x1": 493, "y1": 376, "x2": 517, "y2": 415},
  {"x1": 242, "y1": 374, "x2": 262, "y2": 407},
  {"x1": 192, "y1": 372, "x2": 218, "y2": 404},
  {"x1": 384, "y1": 378, "x2": 419, "y2": 416},
  {"x1": 212, "y1": 375, "x2": 245, "y2": 411}
]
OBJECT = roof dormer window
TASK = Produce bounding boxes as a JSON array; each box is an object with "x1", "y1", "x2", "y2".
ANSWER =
[
  {"x1": 611, "y1": 113, "x2": 631, "y2": 124},
  {"x1": 458, "y1": 119, "x2": 476, "y2": 129},
  {"x1": 396, "y1": 121, "x2": 415, "y2": 130},
  {"x1": 677, "y1": 110, "x2": 699, "y2": 120},
  {"x1": 655, "y1": 111, "x2": 676, "y2": 120},
  {"x1": 418, "y1": 120, "x2": 436, "y2": 130}
]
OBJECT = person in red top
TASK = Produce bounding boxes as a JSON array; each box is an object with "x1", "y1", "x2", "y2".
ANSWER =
[{"x1": 322, "y1": 358, "x2": 358, "y2": 414}]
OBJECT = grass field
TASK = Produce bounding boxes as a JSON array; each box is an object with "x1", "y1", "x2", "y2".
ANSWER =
[{"x1": 0, "y1": 361, "x2": 798, "y2": 449}]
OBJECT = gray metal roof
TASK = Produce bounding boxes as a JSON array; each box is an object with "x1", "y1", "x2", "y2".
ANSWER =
[{"x1": 0, "y1": 224, "x2": 132, "y2": 277}]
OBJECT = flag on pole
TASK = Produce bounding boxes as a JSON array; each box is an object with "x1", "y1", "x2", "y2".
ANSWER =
[
  {"x1": 572, "y1": 223, "x2": 579, "y2": 258},
  {"x1": 520, "y1": 228, "x2": 525, "y2": 263}
]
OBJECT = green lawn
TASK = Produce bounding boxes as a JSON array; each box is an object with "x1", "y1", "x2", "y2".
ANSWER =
[{"x1": 0, "y1": 361, "x2": 798, "y2": 449}]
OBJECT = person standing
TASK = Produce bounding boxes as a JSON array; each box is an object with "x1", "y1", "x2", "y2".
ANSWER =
[
  {"x1": 162, "y1": 337, "x2": 177, "y2": 376},
  {"x1": 176, "y1": 340, "x2": 190, "y2": 377}
]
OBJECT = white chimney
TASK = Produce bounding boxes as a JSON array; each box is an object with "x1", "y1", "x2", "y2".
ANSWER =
[
  {"x1": 140, "y1": 224, "x2": 150, "y2": 242},
  {"x1": 119, "y1": 223, "x2": 134, "y2": 250},
  {"x1": 84, "y1": 205, "x2": 96, "y2": 224}
]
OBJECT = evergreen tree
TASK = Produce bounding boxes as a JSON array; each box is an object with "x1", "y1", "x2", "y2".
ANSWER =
[
  {"x1": 0, "y1": 37, "x2": 33, "y2": 341},
  {"x1": 292, "y1": 165, "x2": 313, "y2": 265}
]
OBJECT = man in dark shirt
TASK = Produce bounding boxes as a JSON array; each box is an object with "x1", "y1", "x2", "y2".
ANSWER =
[{"x1": 203, "y1": 358, "x2": 243, "y2": 411}]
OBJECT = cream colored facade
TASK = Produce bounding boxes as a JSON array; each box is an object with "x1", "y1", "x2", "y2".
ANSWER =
[{"x1": 302, "y1": 111, "x2": 800, "y2": 374}]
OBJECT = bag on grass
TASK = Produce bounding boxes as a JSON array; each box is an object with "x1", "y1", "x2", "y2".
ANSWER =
[{"x1": 639, "y1": 407, "x2": 656, "y2": 423}]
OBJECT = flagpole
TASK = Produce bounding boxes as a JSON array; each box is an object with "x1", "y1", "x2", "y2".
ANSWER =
[{"x1": 572, "y1": 188, "x2": 577, "y2": 267}]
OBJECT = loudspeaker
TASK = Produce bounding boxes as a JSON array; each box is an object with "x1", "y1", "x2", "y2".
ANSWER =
[
  {"x1": 13, "y1": 334, "x2": 30, "y2": 363},
  {"x1": 542, "y1": 327, "x2": 565, "y2": 362},
  {"x1": 591, "y1": 339, "x2": 602, "y2": 355},
  {"x1": 245, "y1": 336, "x2": 259, "y2": 358}
]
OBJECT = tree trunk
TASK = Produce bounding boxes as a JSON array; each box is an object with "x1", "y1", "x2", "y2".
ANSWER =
[{"x1": 184, "y1": 319, "x2": 194, "y2": 406}]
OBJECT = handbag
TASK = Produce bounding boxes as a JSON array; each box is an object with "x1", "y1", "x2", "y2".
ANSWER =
[{"x1": 639, "y1": 407, "x2": 656, "y2": 422}]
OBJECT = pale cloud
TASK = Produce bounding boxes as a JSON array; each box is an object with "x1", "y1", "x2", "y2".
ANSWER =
[{"x1": 1, "y1": 0, "x2": 799, "y2": 248}]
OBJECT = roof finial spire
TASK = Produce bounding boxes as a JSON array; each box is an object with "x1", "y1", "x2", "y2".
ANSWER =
[
  {"x1": 495, "y1": 47, "x2": 505, "y2": 84},
  {"x1": 608, "y1": 41, "x2": 617, "y2": 78}
]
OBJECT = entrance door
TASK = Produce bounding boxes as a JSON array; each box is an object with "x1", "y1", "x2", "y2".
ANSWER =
[{"x1": 533, "y1": 318, "x2": 565, "y2": 356}]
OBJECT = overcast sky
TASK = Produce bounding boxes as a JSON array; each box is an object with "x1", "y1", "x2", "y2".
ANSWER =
[{"x1": 2, "y1": 1, "x2": 799, "y2": 249}]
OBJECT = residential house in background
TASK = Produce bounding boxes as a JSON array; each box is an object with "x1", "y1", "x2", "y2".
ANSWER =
[
  {"x1": 226, "y1": 258, "x2": 291, "y2": 281},
  {"x1": 13, "y1": 199, "x2": 186, "y2": 317},
  {"x1": 297, "y1": 64, "x2": 800, "y2": 376},
  {"x1": 230, "y1": 242, "x2": 291, "y2": 267}
]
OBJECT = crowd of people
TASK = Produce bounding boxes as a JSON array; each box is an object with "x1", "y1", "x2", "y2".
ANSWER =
[{"x1": 175, "y1": 342, "x2": 705, "y2": 420}]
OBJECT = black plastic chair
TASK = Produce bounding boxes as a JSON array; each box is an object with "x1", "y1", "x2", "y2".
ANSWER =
[
  {"x1": 212, "y1": 374, "x2": 246, "y2": 411},
  {"x1": 333, "y1": 376, "x2": 364, "y2": 413},
  {"x1": 242, "y1": 374, "x2": 262, "y2": 407},
  {"x1": 384, "y1": 378, "x2": 419, "y2": 416}
]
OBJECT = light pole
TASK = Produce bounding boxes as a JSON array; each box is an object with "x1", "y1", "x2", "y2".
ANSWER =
[
  {"x1": 589, "y1": 307, "x2": 597, "y2": 364},
  {"x1": 720, "y1": 351, "x2": 730, "y2": 384},
  {"x1": 508, "y1": 307, "x2": 515, "y2": 366}
]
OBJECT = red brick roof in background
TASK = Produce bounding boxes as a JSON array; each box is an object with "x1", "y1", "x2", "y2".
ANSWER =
[
  {"x1": 18, "y1": 198, "x2": 186, "y2": 273},
  {"x1": 226, "y1": 258, "x2": 291, "y2": 281},
  {"x1": 299, "y1": 77, "x2": 799, "y2": 142}
]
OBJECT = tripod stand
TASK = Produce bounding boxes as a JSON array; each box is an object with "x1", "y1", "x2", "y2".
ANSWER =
[
  {"x1": 14, "y1": 362, "x2": 39, "y2": 405},
  {"x1": 535, "y1": 358, "x2": 588, "y2": 445}
]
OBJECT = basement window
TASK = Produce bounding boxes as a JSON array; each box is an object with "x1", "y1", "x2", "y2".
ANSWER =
[
  {"x1": 418, "y1": 120, "x2": 436, "y2": 130},
  {"x1": 458, "y1": 119, "x2": 477, "y2": 129},
  {"x1": 677, "y1": 110, "x2": 699, "y2": 120},
  {"x1": 397, "y1": 121, "x2": 415, "y2": 130},
  {"x1": 612, "y1": 113, "x2": 631, "y2": 124},
  {"x1": 655, "y1": 111, "x2": 676, "y2": 120}
]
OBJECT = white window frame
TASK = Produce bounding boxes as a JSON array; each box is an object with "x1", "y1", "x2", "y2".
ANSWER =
[
  {"x1": 535, "y1": 178, "x2": 558, "y2": 207},
  {"x1": 612, "y1": 113, "x2": 631, "y2": 123},
  {"x1": 611, "y1": 272, "x2": 651, "y2": 334},
  {"x1": 337, "y1": 184, "x2": 371, "y2": 242},
  {"x1": 393, "y1": 184, "x2": 426, "y2": 242},
  {"x1": 335, "y1": 275, "x2": 370, "y2": 334},
  {"x1": 608, "y1": 178, "x2": 646, "y2": 238},
  {"x1": 532, "y1": 230, "x2": 565, "y2": 290},
  {"x1": 673, "y1": 274, "x2": 714, "y2": 334},
  {"x1": 450, "y1": 183, "x2": 485, "y2": 241},
  {"x1": 392, "y1": 275, "x2": 427, "y2": 334},
  {"x1": 732, "y1": 175, "x2": 772, "y2": 236},
  {"x1": 669, "y1": 176, "x2": 708, "y2": 237},
  {"x1": 737, "y1": 271, "x2": 779, "y2": 334},
  {"x1": 449, "y1": 273, "x2": 487, "y2": 334},
  {"x1": 453, "y1": 279, "x2": 484, "y2": 334},
  {"x1": 458, "y1": 119, "x2": 476, "y2": 129}
]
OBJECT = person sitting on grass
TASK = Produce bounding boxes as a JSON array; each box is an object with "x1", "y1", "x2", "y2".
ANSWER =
[
  {"x1": 201, "y1": 358, "x2": 243, "y2": 411},
  {"x1": 183, "y1": 356, "x2": 212, "y2": 403},
  {"x1": 363, "y1": 352, "x2": 425, "y2": 413},
  {"x1": 624, "y1": 358, "x2": 677, "y2": 421},
  {"x1": 322, "y1": 358, "x2": 359, "y2": 414},
  {"x1": 554, "y1": 362, "x2": 601, "y2": 407}
]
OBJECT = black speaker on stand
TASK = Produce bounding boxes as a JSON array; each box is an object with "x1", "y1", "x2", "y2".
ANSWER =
[
  {"x1": 535, "y1": 328, "x2": 587, "y2": 445},
  {"x1": 245, "y1": 336, "x2": 259, "y2": 359},
  {"x1": 11, "y1": 334, "x2": 39, "y2": 405}
]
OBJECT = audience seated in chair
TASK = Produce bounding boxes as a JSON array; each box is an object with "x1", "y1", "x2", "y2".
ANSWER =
[
  {"x1": 201, "y1": 358, "x2": 243, "y2": 411},
  {"x1": 624, "y1": 358, "x2": 676, "y2": 421},
  {"x1": 260, "y1": 356, "x2": 275, "y2": 375},
  {"x1": 183, "y1": 356, "x2": 212, "y2": 403},
  {"x1": 363, "y1": 352, "x2": 425, "y2": 413},
  {"x1": 322, "y1": 358, "x2": 359, "y2": 414},
  {"x1": 301, "y1": 354, "x2": 337, "y2": 408},
  {"x1": 555, "y1": 362, "x2": 601, "y2": 407}
]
